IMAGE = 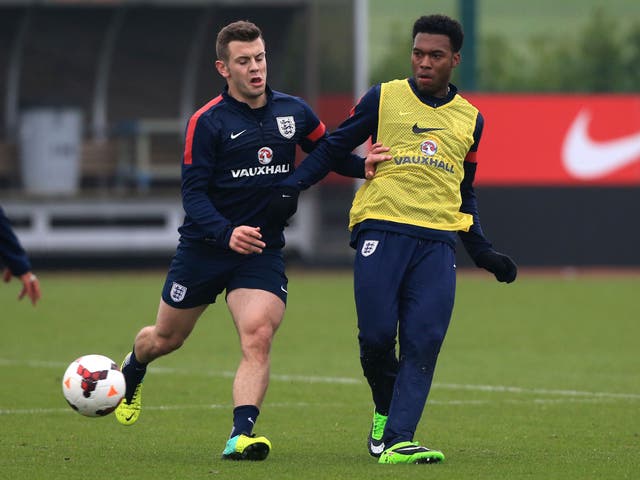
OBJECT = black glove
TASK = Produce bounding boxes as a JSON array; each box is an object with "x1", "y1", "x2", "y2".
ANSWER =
[
  {"x1": 264, "y1": 186, "x2": 300, "y2": 228},
  {"x1": 474, "y1": 250, "x2": 518, "y2": 283}
]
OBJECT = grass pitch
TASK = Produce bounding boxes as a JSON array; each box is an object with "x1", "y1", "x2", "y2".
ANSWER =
[{"x1": 1, "y1": 269, "x2": 638, "y2": 479}]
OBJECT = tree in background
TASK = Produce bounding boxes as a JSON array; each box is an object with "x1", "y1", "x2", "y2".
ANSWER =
[{"x1": 372, "y1": 8, "x2": 640, "y2": 93}]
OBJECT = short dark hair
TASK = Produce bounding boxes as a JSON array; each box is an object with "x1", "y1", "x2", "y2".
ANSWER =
[
  {"x1": 216, "y1": 20, "x2": 263, "y2": 62},
  {"x1": 412, "y1": 15, "x2": 464, "y2": 53}
]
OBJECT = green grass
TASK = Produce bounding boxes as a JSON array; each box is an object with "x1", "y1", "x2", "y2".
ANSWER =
[{"x1": 1, "y1": 270, "x2": 639, "y2": 479}]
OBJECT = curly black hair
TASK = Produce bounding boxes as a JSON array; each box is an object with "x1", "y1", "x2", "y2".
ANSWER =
[{"x1": 412, "y1": 15, "x2": 464, "y2": 53}]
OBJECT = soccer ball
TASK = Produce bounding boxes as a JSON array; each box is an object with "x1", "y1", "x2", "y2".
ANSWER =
[{"x1": 61, "y1": 354, "x2": 125, "y2": 417}]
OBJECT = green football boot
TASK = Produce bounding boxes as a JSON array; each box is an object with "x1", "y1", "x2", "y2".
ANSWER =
[
  {"x1": 378, "y1": 441, "x2": 445, "y2": 464},
  {"x1": 221, "y1": 434, "x2": 272, "y2": 461},
  {"x1": 367, "y1": 411, "x2": 388, "y2": 457},
  {"x1": 115, "y1": 353, "x2": 143, "y2": 426}
]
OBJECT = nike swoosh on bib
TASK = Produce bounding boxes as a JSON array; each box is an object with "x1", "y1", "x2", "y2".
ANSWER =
[
  {"x1": 412, "y1": 124, "x2": 444, "y2": 134},
  {"x1": 562, "y1": 109, "x2": 640, "y2": 179}
]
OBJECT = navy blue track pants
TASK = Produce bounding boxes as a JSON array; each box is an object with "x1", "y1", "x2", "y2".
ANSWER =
[{"x1": 354, "y1": 229, "x2": 456, "y2": 446}]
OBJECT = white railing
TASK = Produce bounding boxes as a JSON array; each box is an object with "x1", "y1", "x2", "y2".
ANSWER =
[{"x1": 3, "y1": 192, "x2": 318, "y2": 258}]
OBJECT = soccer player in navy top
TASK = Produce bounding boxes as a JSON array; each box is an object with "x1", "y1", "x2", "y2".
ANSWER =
[
  {"x1": 278, "y1": 15, "x2": 517, "y2": 464},
  {"x1": 114, "y1": 20, "x2": 390, "y2": 461},
  {"x1": 0, "y1": 206, "x2": 41, "y2": 305}
]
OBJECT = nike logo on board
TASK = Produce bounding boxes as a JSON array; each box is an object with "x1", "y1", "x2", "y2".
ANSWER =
[
  {"x1": 230, "y1": 130, "x2": 247, "y2": 140},
  {"x1": 412, "y1": 124, "x2": 444, "y2": 134},
  {"x1": 562, "y1": 109, "x2": 640, "y2": 179}
]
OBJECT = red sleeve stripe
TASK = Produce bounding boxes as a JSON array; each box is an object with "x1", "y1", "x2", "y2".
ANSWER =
[
  {"x1": 349, "y1": 94, "x2": 364, "y2": 117},
  {"x1": 306, "y1": 121, "x2": 326, "y2": 143},
  {"x1": 465, "y1": 151, "x2": 478, "y2": 164},
  {"x1": 183, "y1": 95, "x2": 223, "y2": 165}
]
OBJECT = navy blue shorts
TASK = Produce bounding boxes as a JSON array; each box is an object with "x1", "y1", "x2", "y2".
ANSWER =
[{"x1": 161, "y1": 240, "x2": 288, "y2": 309}]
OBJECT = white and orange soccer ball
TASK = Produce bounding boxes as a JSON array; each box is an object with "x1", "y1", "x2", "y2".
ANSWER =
[{"x1": 61, "y1": 354, "x2": 125, "y2": 417}]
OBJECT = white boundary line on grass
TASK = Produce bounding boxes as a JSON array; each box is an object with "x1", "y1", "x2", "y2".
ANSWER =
[
  {"x1": 0, "y1": 397, "x2": 626, "y2": 416},
  {"x1": 0, "y1": 402, "x2": 331, "y2": 416},
  {"x1": 434, "y1": 382, "x2": 640, "y2": 400},
  {"x1": 1, "y1": 357, "x2": 639, "y2": 407}
]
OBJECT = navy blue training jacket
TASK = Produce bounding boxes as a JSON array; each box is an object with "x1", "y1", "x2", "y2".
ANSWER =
[{"x1": 178, "y1": 86, "x2": 364, "y2": 249}]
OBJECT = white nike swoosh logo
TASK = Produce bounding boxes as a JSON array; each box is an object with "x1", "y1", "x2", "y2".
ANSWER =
[
  {"x1": 230, "y1": 130, "x2": 247, "y2": 140},
  {"x1": 562, "y1": 109, "x2": 640, "y2": 179},
  {"x1": 280, "y1": 285, "x2": 288, "y2": 294},
  {"x1": 370, "y1": 442, "x2": 385, "y2": 454},
  {"x1": 398, "y1": 111, "x2": 412, "y2": 116}
]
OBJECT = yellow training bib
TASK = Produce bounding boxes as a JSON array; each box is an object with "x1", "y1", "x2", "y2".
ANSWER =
[{"x1": 349, "y1": 79, "x2": 478, "y2": 232}]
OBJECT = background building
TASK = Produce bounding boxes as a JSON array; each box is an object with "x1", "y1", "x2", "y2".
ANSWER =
[{"x1": 1, "y1": 0, "x2": 639, "y2": 268}]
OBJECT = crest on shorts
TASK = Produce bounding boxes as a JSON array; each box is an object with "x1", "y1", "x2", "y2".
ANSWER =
[
  {"x1": 361, "y1": 240, "x2": 379, "y2": 257},
  {"x1": 276, "y1": 116, "x2": 296, "y2": 139},
  {"x1": 170, "y1": 282, "x2": 187, "y2": 302}
]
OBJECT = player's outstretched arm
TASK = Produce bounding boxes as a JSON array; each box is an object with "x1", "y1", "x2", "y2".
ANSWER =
[
  {"x1": 265, "y1": 142, "x2": 391, "y2": 229},
  {"x1": 331, "y1": 142, "x2": 391, "y2": 180}
]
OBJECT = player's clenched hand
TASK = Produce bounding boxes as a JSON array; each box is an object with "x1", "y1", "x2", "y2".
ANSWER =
[
  {"x1": 474, "y1": 250, "x2": 518, "y2": 283},
  {"x1": 364, "y1": 142, "x2": 392, "y2": 180},
  {"x1": 229, "y1": 226, "x2": 266, "y2": 255}
]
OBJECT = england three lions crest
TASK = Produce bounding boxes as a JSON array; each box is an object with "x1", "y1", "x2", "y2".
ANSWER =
[
  {"x1": 170, "y1": 282, "x2": 187, "y2": 302},
  {"x1": 361, "y1": 240, "x2": 379, "y2": 257},
  {"x1": 276, "y1": 116, "x2": 296, "y2": 139}
]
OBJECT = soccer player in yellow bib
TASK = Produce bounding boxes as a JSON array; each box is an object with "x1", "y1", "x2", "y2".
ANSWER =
[{"x1": 274, "y1": 14, "x2": 517, "y2": 464}]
